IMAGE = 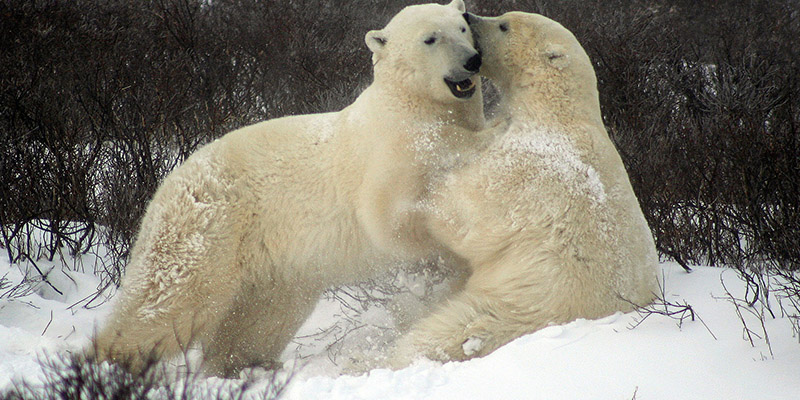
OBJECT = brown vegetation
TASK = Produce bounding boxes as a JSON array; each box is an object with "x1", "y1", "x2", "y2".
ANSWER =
[{"x1": 1, "y1": 0, "x2": 798, "y2": 308}]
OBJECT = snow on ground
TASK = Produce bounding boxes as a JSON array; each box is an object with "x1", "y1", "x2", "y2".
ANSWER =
[
  {"x1": 0, "y1": 247, "x2": 116, "y2": 390},
  {"x1": 1, "y1": 248, "x2": 799, "y2": 399}
]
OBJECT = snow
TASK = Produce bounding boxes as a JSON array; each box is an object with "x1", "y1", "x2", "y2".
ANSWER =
[
  {"x1": 460, "y1": 336, "x2": 482, "y2": 356},
  {"x1": 497, "y1": 122, "x2": 607, "y2": 206},
  {"x1": 0, "y1": 249, "x2": 115, "y2": 390},
  {"x1": 2, "y1": 246, "x2": 799, "y2": 399}
]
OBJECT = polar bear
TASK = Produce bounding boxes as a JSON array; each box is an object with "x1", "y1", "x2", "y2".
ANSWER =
[
  {"x1": 93, "y1": 0, "x2": 485, "y2": 377},
  {"x1": 390, "y1": 12, "x2": 659, "y2": 366}
]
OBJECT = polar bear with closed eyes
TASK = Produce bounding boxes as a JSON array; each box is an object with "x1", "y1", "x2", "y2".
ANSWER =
[{"x1": 391, "y1": 11, "x2": 659, "y2": 366}]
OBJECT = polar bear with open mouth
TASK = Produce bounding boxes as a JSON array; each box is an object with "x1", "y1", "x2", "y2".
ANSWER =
[{"x1": 93, "y1": 0, "x2": 486, "y2": 377}]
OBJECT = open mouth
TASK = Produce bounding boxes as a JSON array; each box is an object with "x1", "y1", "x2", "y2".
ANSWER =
[{"x1": 445, "y1": 77, "x2": 477, "y2": 99}]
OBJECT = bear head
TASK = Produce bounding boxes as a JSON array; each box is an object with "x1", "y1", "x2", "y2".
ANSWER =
[
  {"x1": 466, "y1": 11, "x2": 601, "y2": 122},
  {"x1": 365, "y1": 0, "x2": 482, "y2": 104}
]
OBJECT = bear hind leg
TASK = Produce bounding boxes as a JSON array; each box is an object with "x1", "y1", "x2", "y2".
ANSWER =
[
  {"x1": 202, "y1": 279, "x2": 321, "y2": 377},
  {"x1": 92, "y1": 290, "x2": 235, "y2": 373}
]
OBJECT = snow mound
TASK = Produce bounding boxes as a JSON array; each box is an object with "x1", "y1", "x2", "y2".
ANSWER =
[{"x1": 2, "y1": 251, "x2": 799, "y2": 399}]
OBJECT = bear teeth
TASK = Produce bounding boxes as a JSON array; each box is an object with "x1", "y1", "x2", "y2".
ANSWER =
[
  {"x1": 456, "y1": 79, "x2": 475, "y2": 92},
  {"x1": 446, "y1": 77, "x2": 476, "y2": 98}
]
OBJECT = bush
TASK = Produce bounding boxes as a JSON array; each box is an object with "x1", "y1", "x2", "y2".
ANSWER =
[
  {"x1": 1, "y1": 0, "x2": 798, "y2": 306},
  {"x1": 0, "y1": 351, "x2": 288, "y2": 399},
  {"x1": 0, "y1": 0, "x2": 381, "y2": 285}
]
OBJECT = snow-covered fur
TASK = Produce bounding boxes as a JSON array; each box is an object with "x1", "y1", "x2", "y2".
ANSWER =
[
  {"x1": 391, "y1": 12, "x2": 659, "y2": 365},
  {"x1": 92, "y1": 0, "x2": 485, "y2": 377}
]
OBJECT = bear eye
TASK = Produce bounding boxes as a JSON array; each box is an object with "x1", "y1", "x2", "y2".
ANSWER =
[
  {"x1": 424, "y1": 36, "x2": 436, "y2": 45},
  {"x1": 461, "y1": 26, "x2": 467, "y2": 33},
  {"x1": 499, "y1": 23, "x2": 509, "y2": 32}
]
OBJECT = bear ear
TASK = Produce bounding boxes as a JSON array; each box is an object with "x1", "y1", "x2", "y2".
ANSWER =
[
  {"x1": 448, "y1": 0, "x2": 466, "y2": 13},
  {"x1": 365, "y1": 30, "x2": 388, "y2": 54},
  {"x1": 544, "y1": 44, "x2": 570, "y2": 70}
]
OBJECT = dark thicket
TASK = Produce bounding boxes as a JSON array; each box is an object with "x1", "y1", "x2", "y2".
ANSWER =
[
  {"x1": 0, "y1": 0, "x2": 396, "y2": 287},
  {"x1": 0, "y1": 351, "x2": 288, "y2": 399},
  {"x1": 477, "y1": 0, "x2": 800, "y2": 278},
  {"x1": 1, "y1": 0, "x2": 798, "y2": 296}
]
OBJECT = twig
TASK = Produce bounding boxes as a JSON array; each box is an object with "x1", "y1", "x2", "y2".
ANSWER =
[
  {"x1": 22, "y1": 254, "x2": 63, "y2": 296},
  {"x1": 42, "y1": 310, "x2": 54, "y2": 336},
  {"x1": 716, "y1": 274, "x2": 773, "y2": 357},
  {"x1": 625, "y1": 270, "x2": 717, "y2": 339}
]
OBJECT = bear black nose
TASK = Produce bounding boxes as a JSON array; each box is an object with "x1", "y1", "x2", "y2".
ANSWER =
[
  {"x1": 464, "y1": 53, "x2": 482, "y2": 73},
  {"x1": 463, "y1": 12, "x2": 472, "y2": 24}
]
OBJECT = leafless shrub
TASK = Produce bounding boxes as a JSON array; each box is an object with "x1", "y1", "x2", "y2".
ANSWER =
[
  {"x1": 716, "y1": 274, "x2": 777, "y2": 357},
  {"x1": 0, "y1": 349, "x2": 290, "y2": 400},
  {"x1": 626, "y1": 270, "x2": 716, "y2": 338},
  {"x1": 1, "y1": 0, "x2": 798, "y2": 338},
  {"x1": 0, "y1": 272, "x2": 33, "y2": 301},
  {"x1": 773, "y1": 271, "x2": 800, "y2": 342},
  {"x1": 0, "y1": 0, "x2": 378, "y2": 288},
  {"x1": 478, "y1": 1, "x2": 800, "y2": 278}
]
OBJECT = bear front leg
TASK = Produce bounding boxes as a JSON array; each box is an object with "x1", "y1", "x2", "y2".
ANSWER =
[{"x1": 389, "y1": 287, "x2": 549, "y2": 369}]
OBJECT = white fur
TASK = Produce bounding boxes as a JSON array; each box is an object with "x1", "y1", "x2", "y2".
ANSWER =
[
  {"x1": 92, "y1": 0, "x2": 485, "y2": 377},
  {"x1": 391, "y1": 12, "x2": 659, "y2": 366}
]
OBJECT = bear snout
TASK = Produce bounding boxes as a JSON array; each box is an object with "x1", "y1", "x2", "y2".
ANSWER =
[{"x1": 464, "y1": 53, "x2": 482, "y2": 73}]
